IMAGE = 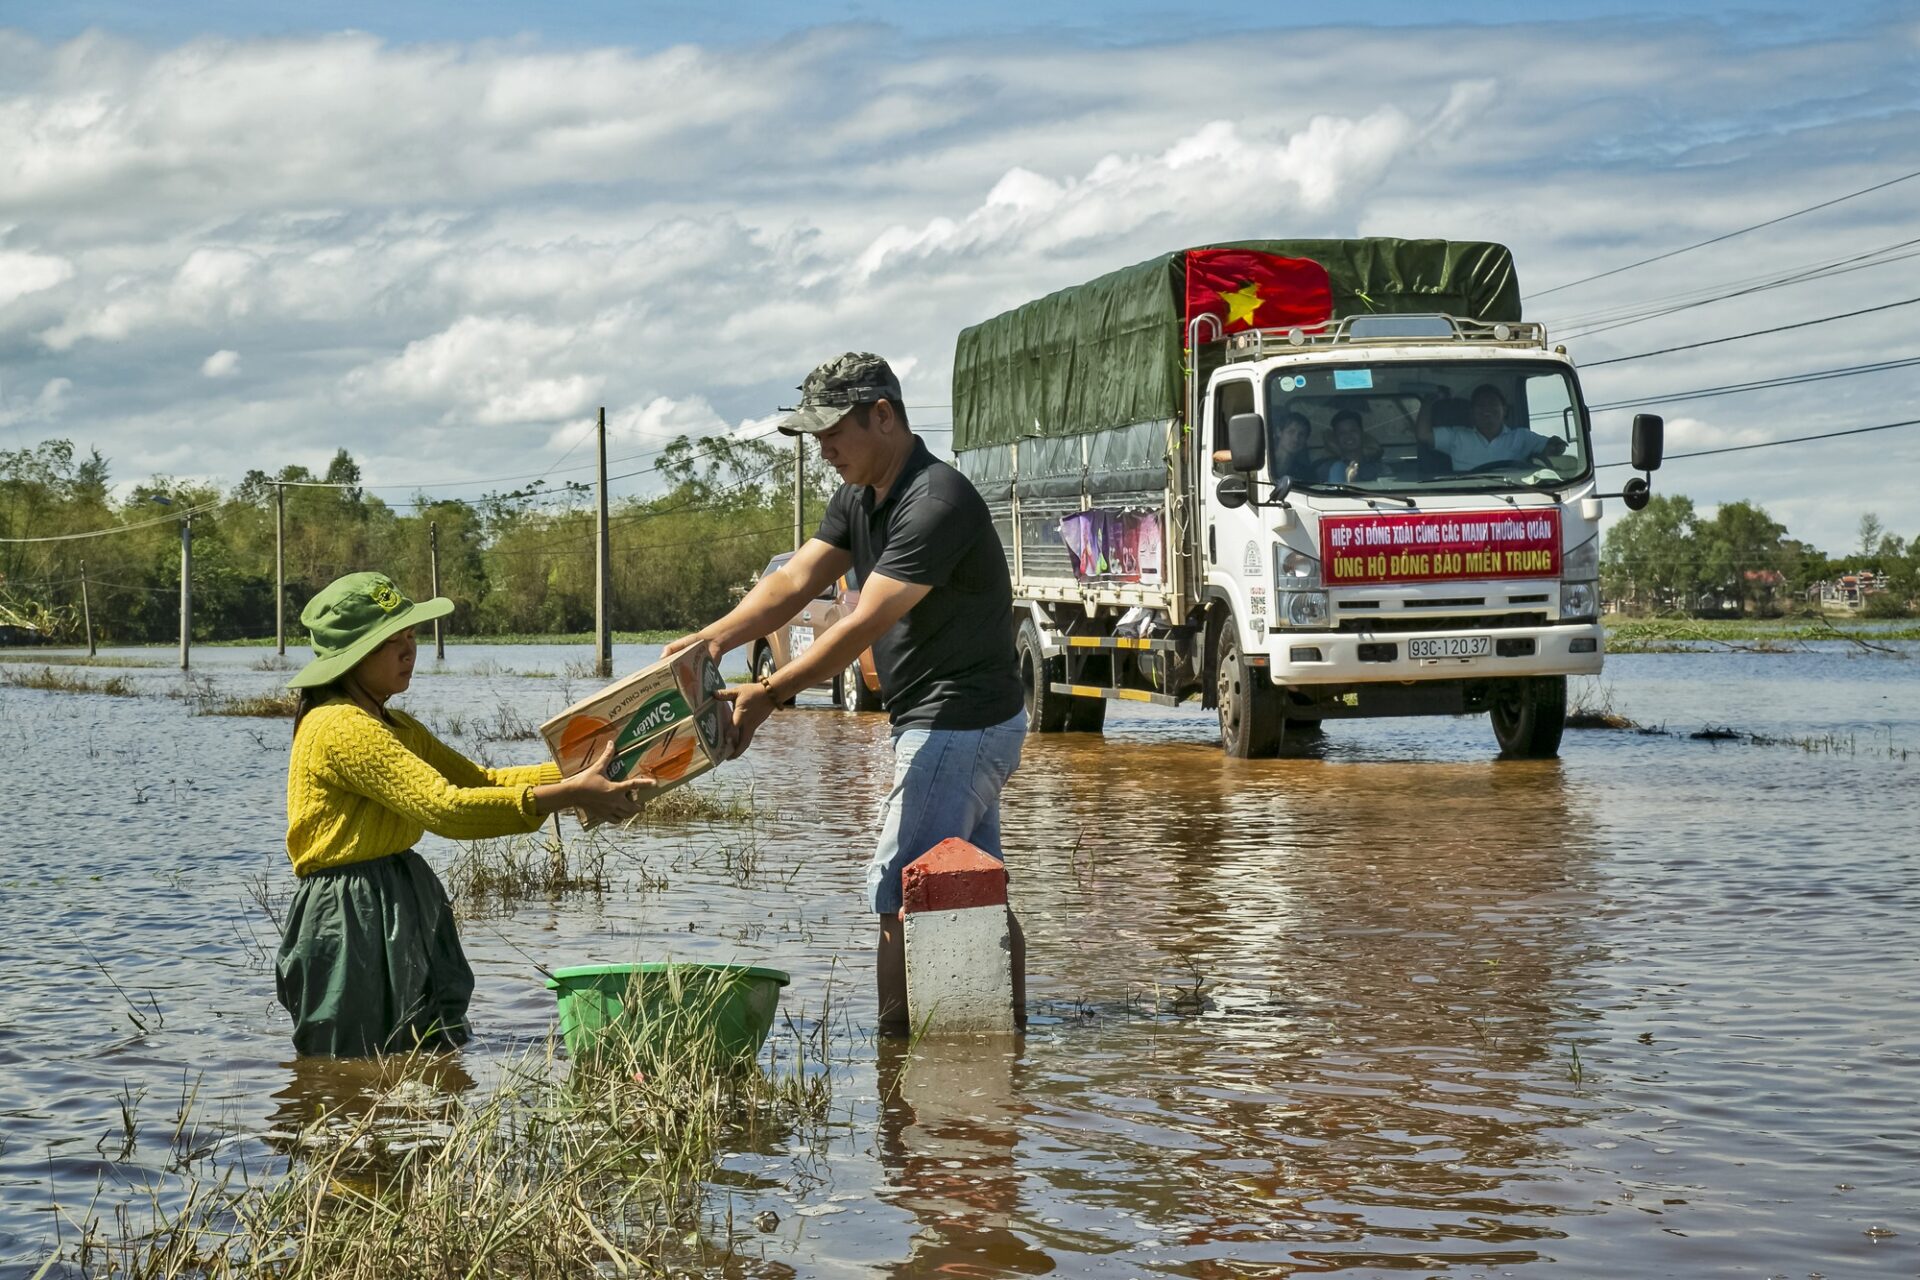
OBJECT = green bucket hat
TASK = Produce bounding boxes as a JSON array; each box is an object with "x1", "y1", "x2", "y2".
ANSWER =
[{"x1": 287, "y1": 572, "x2": 453, "y2": 689}]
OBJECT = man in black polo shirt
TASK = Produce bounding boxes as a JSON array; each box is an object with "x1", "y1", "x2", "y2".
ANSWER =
[{"x1": 667, "y1": 352, "x2": 1026, "y2": 1033}]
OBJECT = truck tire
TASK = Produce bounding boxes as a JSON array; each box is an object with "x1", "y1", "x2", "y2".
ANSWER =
[
  {"x1": 1216, "y1": 618, "x2": 1285, "y2": 758},
  {"x1": 1491, "y1": 676, "x2": 1567, "y2": 758},
  {"x1": 1017, "y1": 620, "x2": 1070, "y2": 733},
  {"x1": 1064, "y1": 693, "x2": 1107, "y2": 733}
]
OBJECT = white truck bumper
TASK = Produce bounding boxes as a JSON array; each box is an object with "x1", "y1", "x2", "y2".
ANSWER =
[{"x1": 1256, "y1": 621, "x2": 1604, "y2": 686}]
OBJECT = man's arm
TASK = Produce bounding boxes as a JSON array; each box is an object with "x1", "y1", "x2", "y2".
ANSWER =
[
  {"x1": 665, "y1": 538, "x2": 853, "y2": 659},
  {"x1": 719, "y1": 572, "x2": 929, "y2": 757}
]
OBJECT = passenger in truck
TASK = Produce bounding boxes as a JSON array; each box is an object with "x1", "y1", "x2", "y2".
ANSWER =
[
  {"x1": 1419, "y1": 383, "x2": 1565, "y2": 471},
  {"x1": 1319, "y1": 410, "x2": 1385, "y2": 484},
  {"x1": 1270, "y1": 411, "x2": 1316, "y2": 484}
]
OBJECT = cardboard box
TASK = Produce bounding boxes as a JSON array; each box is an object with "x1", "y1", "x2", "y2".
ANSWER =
[{"x1": 539, "y1": 647, "x2": 730, "y2": 824}]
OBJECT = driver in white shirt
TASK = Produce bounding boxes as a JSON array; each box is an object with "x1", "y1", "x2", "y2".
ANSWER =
[{"x1": 1419, "y1": 383, "x2": 1566, "y2": 472}]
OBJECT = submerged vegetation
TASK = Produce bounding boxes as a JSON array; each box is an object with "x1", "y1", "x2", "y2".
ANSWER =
[
  {"x1": 1, "y1": 665, "x2": 140, "y2": 696},
  {"x1": 54, "y1": 1001, "x2": 838, "y2": 1278},
  {"x1": 1605, "y1": 616, "x2": 1919, "y2": 653}
]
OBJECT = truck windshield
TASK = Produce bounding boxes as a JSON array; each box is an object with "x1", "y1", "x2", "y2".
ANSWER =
[{"x1": 1263, "y1": 361, "x2": 1589, "y2": 495}]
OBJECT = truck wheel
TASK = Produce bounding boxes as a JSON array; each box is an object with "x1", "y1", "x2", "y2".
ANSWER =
[
  {"x1": 1216, "y1": 619, "x2": 1284, "y2": 758},
  {"x1": 837, "y1": 655, "x2": 882, "y2": 712},
  {"x1": 1017, "y1": 620, "x2": 1069, "y2": 733},
  {"x1": 1064, "y1": 694, "x2": 1107, "y2": 733},
  {"x1": 1491, "y1": 676, "x2": 1566, "y2": 758},
  {"x1": 753, "y1": 645, "x2": 796, "y2": 708}
]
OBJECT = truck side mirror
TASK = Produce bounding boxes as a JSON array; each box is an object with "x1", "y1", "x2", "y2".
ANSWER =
[
  {"x1": 1631, "y1": 414, "x2": 1664, "y2": 471},
  {"x1": 1215, "y1": 473, "x2": 1252, "y2": 510},
  {"x1": 1227, "y1": 413, "x2": 1266, "y2": 472}
]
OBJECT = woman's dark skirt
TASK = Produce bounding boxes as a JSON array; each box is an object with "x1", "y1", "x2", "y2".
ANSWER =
[{"x1": 274, "y1": 849, "x2": 474, "y2": 1057}]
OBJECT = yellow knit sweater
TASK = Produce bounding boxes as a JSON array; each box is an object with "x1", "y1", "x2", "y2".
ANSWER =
[{"x1": 286, "y1": 698, "x2": 562, "y2": 877}]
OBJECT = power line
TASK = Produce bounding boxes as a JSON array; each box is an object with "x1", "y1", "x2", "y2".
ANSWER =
[
  {"x1": 0, "y1": 499, "x2": 220, "y2": 544},
  {"x1": 1554, "y1": 235, "x2": 1920, "y2": 340},
  {"x1": 1528, "y1": 166, "x2": 1920, "y2": 300},
  {"x1": 1587, "y1": 354, "x2": 1920, "y2": 412},
  {"x1": 1580, "y1": 293, "x2": 1920, "y2": 368},
  {"x1": 1596, "y1": 417, "x2": 1920, "y2": 469}
]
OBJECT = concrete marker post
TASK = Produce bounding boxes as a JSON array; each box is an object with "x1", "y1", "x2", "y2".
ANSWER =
[{"x1": 902, "y1": 838, "x2": 1015, "y2": 1036}]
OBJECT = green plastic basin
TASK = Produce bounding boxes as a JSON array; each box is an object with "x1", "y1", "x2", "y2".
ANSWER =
[{"x1": 545, "y1": 962, "x2": 791, "y2": 1063}]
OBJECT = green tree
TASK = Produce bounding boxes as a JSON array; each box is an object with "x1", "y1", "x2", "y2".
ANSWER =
[
  {"x1": 1601, "y1": 494, "x2": 1702, "y2": 613},
  {"x1": 1701, "y1": 500, "x2": 1787, "y2": 615}
]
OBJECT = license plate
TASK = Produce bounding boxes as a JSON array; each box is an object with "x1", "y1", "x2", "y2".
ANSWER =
[
  {"x1": 789, "y1": 625, "x2": 814, "y2": 657},
  {"x1": 1410, "y1": 635, "x2": 1491, "y2": 660}
]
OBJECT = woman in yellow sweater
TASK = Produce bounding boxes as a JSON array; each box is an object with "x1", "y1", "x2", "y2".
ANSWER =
[{"x1": 277, "y1": 572, "x2": 640, "y2": 1056}]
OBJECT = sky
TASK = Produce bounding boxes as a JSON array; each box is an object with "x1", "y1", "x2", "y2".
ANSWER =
[{"x1": 2, "y1": 2, "x2": 1917, "y2": 554}]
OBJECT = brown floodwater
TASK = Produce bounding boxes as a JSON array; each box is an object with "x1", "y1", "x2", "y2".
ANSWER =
[{"x1": 2, "y1": 641, "x2": 1917, "y2": 1277}]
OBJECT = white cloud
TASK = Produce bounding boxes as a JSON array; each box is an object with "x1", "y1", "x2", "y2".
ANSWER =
[
  {"x1": 0, "y1": 375, "x2": 72, "y2": 428},
  {"x1": 0, "y1": 18, "x2": 1913, "y2": 552},
  {"x1": 0, "y1": 249, "x2": 73, "y2": 306},
  {"x1": 344, "y1": 313, "x2": 606, "y2": 425}
]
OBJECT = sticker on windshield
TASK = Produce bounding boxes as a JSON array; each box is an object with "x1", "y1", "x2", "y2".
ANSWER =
[
  {"x1": 1333, "y1": 369, "x2": 1373, "y2": 390},
  {"x1": 1278, "y1": 375, "x2": 1299, "y2": 392}
]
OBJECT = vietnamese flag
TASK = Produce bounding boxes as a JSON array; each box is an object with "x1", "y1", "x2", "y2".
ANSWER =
[{"x1": 1184, "y1": 248, "x2": 1334, "y2": 336}]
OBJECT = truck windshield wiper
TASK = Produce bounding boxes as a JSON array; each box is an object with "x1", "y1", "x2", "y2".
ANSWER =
[{"x1": 1299, "y1": 482, "x2": 1415, "y2": 508}]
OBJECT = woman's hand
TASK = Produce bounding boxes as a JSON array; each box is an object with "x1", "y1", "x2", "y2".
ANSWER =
[{"x1": 533, "y1": 740, "x2": 652, "y2": 824}]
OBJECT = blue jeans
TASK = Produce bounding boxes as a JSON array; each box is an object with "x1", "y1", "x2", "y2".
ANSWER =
[{"x1": 867, "y1": 710, "x2": 1026, "y2": 914}]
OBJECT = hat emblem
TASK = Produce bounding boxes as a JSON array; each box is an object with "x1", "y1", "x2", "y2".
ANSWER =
[{"x1": 370, "y1": 582, "x2": 403, "y2": 613}]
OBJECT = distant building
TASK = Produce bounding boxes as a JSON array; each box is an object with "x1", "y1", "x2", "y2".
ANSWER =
[{"x1": 1813, "y1": 570, "x2": 1887, "y2": 612}]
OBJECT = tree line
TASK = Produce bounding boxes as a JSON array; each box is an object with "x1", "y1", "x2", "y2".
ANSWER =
[
  {"x1": 1600, "y1": 494, "x2": 1917, "y2": 617},
  {"x1": 1, "y1": 435, "x2": 836, "y2": 645},
  {"x1": 6, "y1": 435, "x2": 1914, "y2": 643}
]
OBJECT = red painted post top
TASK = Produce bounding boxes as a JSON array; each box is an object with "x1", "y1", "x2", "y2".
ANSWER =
[{"x1": 901, "y1": 838, "x2": 1008, "y2": 914}]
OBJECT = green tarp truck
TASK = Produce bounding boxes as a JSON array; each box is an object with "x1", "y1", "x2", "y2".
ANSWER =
[{"x1": 952, "y1": 237, "x2": 1664, "y2": 758}]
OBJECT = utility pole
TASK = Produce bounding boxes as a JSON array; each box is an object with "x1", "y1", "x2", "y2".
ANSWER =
[
  {"x1": 792, "y1": 433, "x2": 804, "y2": 551},
  {"x1": 429, "y1": 520, "x2": 445, "y2": 660},
  {"x1": 594, "y1": 406, "x2": 612, "y2": 679},
  {"x1": 179, "y1": 514, "x2": 192, "y2": 671},
  {"x1": 274, "y1": 481, "x2": 286, "y2": 656},
  {"x1": 80, "y1": 560, "x2": 95, "y2": 658}
]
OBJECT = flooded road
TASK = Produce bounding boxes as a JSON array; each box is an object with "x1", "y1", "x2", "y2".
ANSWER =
[{"x1": 2, "y1": 642, "x2": 1917, "y2": 1277}]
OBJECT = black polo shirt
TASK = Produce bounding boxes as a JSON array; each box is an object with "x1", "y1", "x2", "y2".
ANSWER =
[{"x1": 815, "y1": 437, "x2": 1022, "y2": 730}]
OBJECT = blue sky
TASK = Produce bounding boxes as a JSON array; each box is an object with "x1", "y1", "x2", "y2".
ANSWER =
[{"x1": 2, "y1": 2, "x2": 1917, "y2": 552}]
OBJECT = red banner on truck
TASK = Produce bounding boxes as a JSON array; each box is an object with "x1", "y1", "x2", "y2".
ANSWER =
[{"x1": 1322, "y1": 510, "x2": 1561, "y2": 586}]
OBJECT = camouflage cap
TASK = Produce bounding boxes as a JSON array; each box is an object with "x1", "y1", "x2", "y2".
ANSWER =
[{"x1": 778, "y1": 352, "x2": 903, "y2": 436}]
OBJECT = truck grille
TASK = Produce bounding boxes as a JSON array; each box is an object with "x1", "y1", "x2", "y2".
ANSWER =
[{"x1": 1335, "y1": 611, "x2": 1549, "y2": 633}]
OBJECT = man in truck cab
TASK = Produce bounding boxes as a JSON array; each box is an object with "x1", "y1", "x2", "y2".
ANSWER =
[
  {"x1": 1319, "y1": 409, "x2": 1386, "y2": 484},
  {"x1": 665, "y1": 352, "x2": 1027, "y2": 1036},
  {"x1": 1419, "y1": 383, "x2": 1567, "y2": 472}
]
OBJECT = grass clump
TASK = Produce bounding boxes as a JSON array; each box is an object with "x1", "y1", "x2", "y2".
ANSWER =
[
  {"x1": 2, "y1": 665, "x2": 140, "y2": 696},
  {"x1": 195, "y1": 691, "x2": 300, "y2": 718},
  {"x1": 639, "y1": 784, "x2": 761, "y2": 827},
  {"x1": 0, "y1": 652, "x2": 161, "y2": 668},
  {"x1": 1565, "y1": 680, "x2": 1640, "y2": 731},
  {"x1": 446, "y1": 831, "x2": 610, "y2": 913},
  {"x1": 50, "y1": 984, "x2": 834, "y2": 1278}
]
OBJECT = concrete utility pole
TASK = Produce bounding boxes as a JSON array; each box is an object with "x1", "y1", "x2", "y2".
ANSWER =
[
  {"x1": 429, "y1": 520, "x2": 445, "y2": 661},
  {"x1": 274, "y1": 481, "x2": 286, "y2": 656},
  {"x1": 80, "y1": 560, "x2": 94, "y2": 658},
  {"x1": 792, "y1": 433, "x2": 805, "y2": 551},
  {"x1": 179, "y1": 514, "x2": 192, "y2": 671},
  {"x1": 594, "y1": 406, "x2": 612, "y2": 679}
]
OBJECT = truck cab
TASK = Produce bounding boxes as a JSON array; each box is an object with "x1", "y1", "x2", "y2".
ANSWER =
[{"x1": 1198, "y1": 315, "x2": 1608, "y2": 756}]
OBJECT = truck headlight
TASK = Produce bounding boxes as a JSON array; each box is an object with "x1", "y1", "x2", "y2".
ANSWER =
[
  {"x1": 1283, "y1": 591, "x2": 1329, "y2": 627},
  {"x1": 1561, "y1": 580, "x2": 1597, "y2": 620},
  {"x1": 1278, "y1": 547, "x2": 1322, "y2": 589}
]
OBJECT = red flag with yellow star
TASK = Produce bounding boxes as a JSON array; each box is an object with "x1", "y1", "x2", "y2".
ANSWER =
[{"x1": 1184, "y1": 248, "x2": 1334, "y2": 337}]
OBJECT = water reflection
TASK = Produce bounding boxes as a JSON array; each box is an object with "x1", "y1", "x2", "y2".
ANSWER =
[
  {"x1": 992, "y1": 739, "x2": 1597, "y2": 1270},
  {"x1": 875, "y1": 1039, "x2": 1053, "y2": 1276}
]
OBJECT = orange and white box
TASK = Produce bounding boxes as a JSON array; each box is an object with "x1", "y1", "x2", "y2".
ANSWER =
[{"x1": 538, "y1": 647, "x2": 731, "y2": 824}]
